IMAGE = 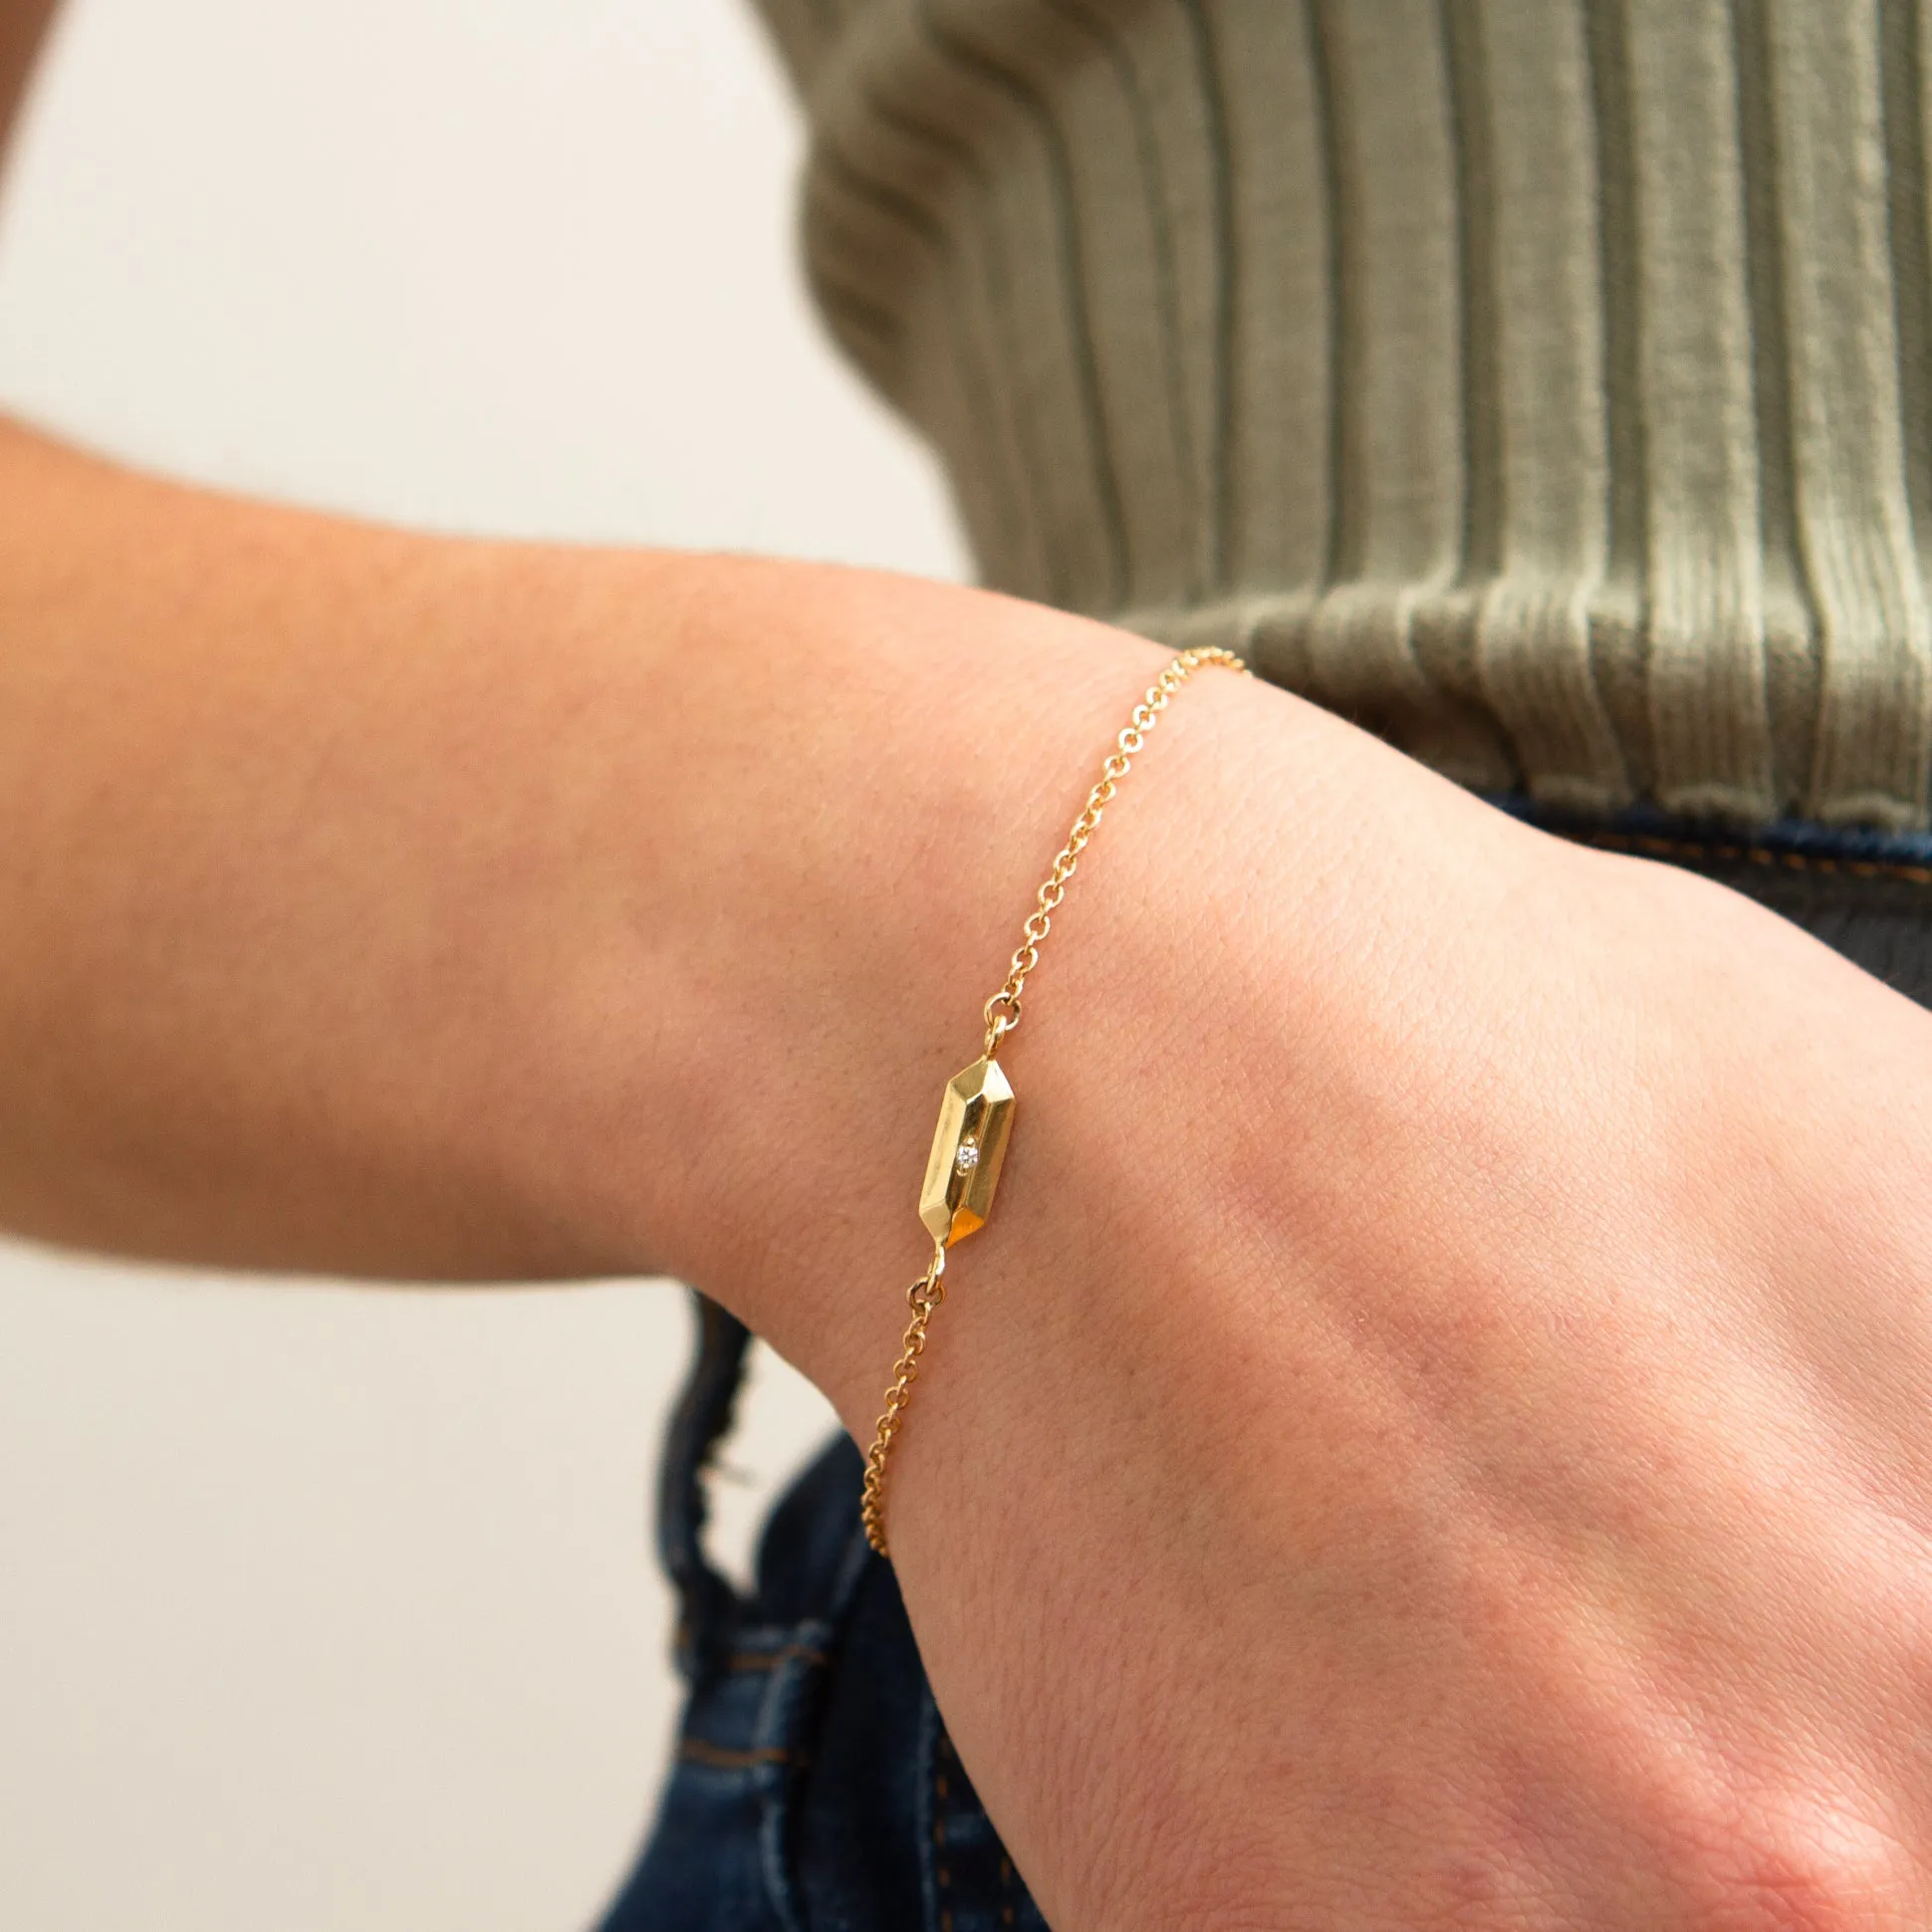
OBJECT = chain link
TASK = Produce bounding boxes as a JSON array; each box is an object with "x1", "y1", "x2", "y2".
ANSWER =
[
  {"x1": 978, "y1": 646, "x2": 1249, "y2": 1058},
  {"x1": 860, "y1": 646, "x2": 1249, "y2": 1558},
  {"x1": 857, "y1": 1240, "x2": 947, "y2": 1554}
]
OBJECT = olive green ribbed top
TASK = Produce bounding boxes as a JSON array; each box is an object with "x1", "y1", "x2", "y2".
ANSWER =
[{"x1": 754, "y1": 0, "x2": 1932, "y2": 829}]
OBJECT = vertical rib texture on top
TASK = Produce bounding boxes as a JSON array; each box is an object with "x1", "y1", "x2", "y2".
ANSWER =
[{"x1": 758, "y1": 0, "x2": 1932, "y2": 829}]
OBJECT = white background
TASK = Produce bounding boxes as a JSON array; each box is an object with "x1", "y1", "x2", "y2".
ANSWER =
[{"x1": 0, "y1": 3, "x2": 966, "y2": 1926}]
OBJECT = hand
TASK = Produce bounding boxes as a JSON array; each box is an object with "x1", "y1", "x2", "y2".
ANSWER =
[
  {"x1": 858, "y1": 673, "x2": 1932, "y2": 1928},
  {"x1": 10, "y1": 423, "x2": 1932, "y2": 1927}
]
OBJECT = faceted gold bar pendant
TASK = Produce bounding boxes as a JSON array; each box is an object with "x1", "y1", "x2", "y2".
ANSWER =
[{"x1": 918, "y1": 1056, "x2": 1015, "y2": 1246}]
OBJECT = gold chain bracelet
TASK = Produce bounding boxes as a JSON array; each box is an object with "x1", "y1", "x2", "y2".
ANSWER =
[{"x1": 857, "y1": 646, "x2": 1250, "y2": 1558}]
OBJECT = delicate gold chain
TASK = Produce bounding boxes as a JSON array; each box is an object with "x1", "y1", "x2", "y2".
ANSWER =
[
  {"x1": 858, "y1": 646, "x2": 1249, "y2": 1559},
  {"x1": 974, "y1": 645, "x2": 1249, "y2": 1063},
  {"x1": 856, "y1": 1242, "x2": 948, "y2": 1557}
]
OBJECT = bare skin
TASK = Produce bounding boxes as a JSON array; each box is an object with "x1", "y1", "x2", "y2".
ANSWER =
[{"x1": 10, "y1": 17, "x2": 1932, "y2": 1927}]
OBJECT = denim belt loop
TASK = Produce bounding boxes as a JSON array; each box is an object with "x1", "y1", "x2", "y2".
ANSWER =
[{"x1": 658, "y1": 1290, "x2": 754, "y2": 1681}]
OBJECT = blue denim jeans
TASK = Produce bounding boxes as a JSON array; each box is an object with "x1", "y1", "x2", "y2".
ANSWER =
[
  {"x1": 596, "y1": 1294, "x2": 1047, "y2": 1931},
  {"x1": 595, "y1": 806, "x2": 1932, "y2": 1932}
]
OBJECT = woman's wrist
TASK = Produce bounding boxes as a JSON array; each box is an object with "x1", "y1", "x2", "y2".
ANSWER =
[
  {"x1": 0, "y1": 418, "x2": 1231, "y2": 1391},
  {"x1": 527, "y1": 552, "x2": 1211, "y2": 1410}
]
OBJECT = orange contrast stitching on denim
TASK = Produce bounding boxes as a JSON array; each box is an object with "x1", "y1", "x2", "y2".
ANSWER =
[
  {"x1": 1575, "y1": 829, "x2": 1932, "y2": 884},
  {"x1": 723, "y1": 1643, "x2": 829, "y2": 1674},
  {"x1": 935, "y1": 1733, "x2": 954, "y2": 1932},
  {"x1": 677, "y1": 1737, "x2": 794, "y2": 1771}
]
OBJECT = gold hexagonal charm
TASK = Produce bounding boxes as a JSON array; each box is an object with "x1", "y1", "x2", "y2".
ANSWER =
[{"x1": 918, "y1": 1056, "x2": 1015, "y2": 1246}]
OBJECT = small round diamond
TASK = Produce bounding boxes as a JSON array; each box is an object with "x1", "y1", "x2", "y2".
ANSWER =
[{"x1": 953, "y1": 1139, "x2": 980, "y2": 1177}]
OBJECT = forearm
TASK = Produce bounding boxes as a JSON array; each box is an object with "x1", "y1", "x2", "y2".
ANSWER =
[{"x1": 0, "y1": 420, "x2": 1326, "y2": 1414}]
